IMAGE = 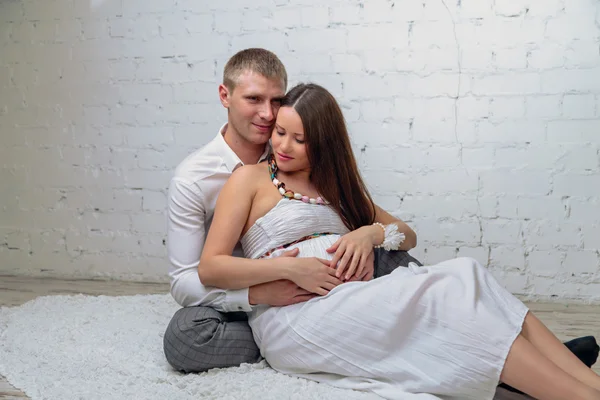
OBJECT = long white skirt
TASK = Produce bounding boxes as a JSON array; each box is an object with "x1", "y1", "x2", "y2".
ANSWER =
[{"x1": 250, "y1": 255, "x2": 528, "y2": 400}]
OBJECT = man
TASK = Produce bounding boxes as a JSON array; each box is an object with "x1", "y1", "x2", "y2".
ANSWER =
[
  {"x1": 163, "y1": 48, "x2": 363, "y2": 371},
  {"x1": 163, "y1": 48, "x2": 598, "y2": 384}
]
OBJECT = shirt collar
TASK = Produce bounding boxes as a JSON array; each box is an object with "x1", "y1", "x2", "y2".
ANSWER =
[{"x1": 217, "y1": 123, "x2": 271, "y2": 172}]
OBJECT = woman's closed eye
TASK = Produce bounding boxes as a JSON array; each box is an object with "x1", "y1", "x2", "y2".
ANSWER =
[{"x1": 277, "y1": 131, "x2": 305, "y2": 144}]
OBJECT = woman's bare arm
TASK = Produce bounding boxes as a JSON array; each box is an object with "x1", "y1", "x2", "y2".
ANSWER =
[
  {"x1": 198, "y1": 166, "x2": 295, "y2": 289},
  {"x1": 373, "y1": 205, "x2": 417, "y2": 251}
]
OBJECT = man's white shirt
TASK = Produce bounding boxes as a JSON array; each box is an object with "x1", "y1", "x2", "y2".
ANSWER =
[{"x1": 167, "y1": 124, "x2": 269, "y2": 311}]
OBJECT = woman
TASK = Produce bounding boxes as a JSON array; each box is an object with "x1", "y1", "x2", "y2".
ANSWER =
[{"x1": 198, "y1": 83, "x2": 600, "y2": 400}]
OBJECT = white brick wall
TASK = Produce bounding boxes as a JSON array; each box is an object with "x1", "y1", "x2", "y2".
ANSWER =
[{"x1": 1, "y1": 0, "x2": 599, "y2": 303}]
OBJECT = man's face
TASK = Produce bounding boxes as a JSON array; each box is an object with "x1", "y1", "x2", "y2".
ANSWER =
[{"x1": 219, "y1": 70, "x2": 286, "y2": 146}]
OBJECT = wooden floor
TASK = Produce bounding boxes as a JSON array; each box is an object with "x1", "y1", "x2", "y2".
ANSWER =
[{"x1": 1, "y1": 276, "x2": 599, "y2": 399}]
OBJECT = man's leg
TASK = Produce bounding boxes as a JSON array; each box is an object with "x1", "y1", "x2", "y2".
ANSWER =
[
  {"x1": 373, "y1": 248, "x2": 422, "y2": 278},
  {"x1": 374, "y1": 248, "x2": 599, "y2": 393},
  {"x1": 163, "y1": 306, "x2": 261, "y2": 373}
]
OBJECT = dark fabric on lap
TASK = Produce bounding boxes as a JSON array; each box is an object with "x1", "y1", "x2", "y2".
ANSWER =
[{"x1": 374, "y1": 248, "x2": 423, "y2": 278}]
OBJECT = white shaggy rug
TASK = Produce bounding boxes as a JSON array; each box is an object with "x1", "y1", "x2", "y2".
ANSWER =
[{"x1": 0, "y1": 294, "x2": 525, "y2": 400}]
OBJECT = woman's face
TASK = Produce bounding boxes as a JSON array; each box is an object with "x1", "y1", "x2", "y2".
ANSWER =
[{"x1": 271, "y1": 106, "x2": 310, "y2": 172}]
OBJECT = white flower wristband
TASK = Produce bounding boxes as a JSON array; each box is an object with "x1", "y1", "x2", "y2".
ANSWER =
[{"x1": 373, "y1": 222, "x2": 405, "y2": 251}]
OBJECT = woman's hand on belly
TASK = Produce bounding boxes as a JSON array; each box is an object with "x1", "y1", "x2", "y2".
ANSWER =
[
  {"x1": 327, "y1": 226, "x2": 380, "y2": 281},
  {"x1": 343, "y1": 250, "x2": 375, "y2": 282},
  {"x1": 287, "y1": 257, "x2": 344, "y2": 296}
]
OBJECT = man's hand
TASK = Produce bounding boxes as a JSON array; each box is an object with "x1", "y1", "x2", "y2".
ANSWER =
[
  {"x1": 249, "y1": 279, "x2": 316, "y2": 306},
  {"x1": 248, "y1": 248, "x2": 317, "y2": 306}
]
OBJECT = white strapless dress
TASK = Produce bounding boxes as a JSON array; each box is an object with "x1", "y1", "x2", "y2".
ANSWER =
[{"x1": 241, "y1": 199, "x2": 528, "y2": 400}]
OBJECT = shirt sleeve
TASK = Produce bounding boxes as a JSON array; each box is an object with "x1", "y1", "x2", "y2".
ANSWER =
[{"x1": 167, "y1": 178, "x2": 252, "y2": 312}]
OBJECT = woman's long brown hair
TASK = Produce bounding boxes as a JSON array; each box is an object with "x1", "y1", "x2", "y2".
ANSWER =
[{"x1": 280, "y1": 83, "x2": 376, "y2": 231}]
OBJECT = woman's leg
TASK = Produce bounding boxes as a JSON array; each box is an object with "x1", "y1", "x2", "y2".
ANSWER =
[
  {"x1": 520, "y1": 312, "x2": 600, "y2": 391},
  {"x1": 501, "y1": 334, "x2": 600, "y2": 400}
]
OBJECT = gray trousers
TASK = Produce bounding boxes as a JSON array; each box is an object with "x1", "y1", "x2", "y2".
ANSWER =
[{"x1": 163, "y1": 249, "x2": 422, "y2": 373}]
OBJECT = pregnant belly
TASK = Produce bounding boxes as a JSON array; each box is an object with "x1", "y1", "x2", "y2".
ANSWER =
[
  {"x1": 251, "y1": 233, "x2": 343, "y2": 345},
  {"x1": 260, "y1": 234, "x2": 342, "y2": 261}
]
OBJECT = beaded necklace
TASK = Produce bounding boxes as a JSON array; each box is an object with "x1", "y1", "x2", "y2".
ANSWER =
[{"x1": 268, "y1": 154, "x2": 330, "y2": 205}]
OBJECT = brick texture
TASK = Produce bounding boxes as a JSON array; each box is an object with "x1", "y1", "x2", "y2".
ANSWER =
[{"x1": 0, "y1": 0, "x2": 599, "y2": 302}]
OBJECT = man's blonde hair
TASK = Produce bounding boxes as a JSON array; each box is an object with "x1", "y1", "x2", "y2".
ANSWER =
[{"x1": 223, "y1": 48, "x2": 287, "y2": 91}]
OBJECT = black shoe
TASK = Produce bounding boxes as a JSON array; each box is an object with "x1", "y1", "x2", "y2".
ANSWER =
[
  {"x1": 498, "y1": 336, "x2": 599, "y2": 395},
  {"x1": 564, "y1": 335, "x2": 600, "y2": 368}
]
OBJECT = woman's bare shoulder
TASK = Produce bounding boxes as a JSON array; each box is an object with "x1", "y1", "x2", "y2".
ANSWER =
[
  {"x1": 232, "y1": 162, "x2": 270, "y2": 179},
  {"x1": 227, "y1": 162, "x2": 271, "y2": 190}
]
